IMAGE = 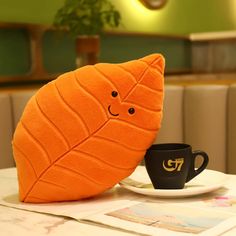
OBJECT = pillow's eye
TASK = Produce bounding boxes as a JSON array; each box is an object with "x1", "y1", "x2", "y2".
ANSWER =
[
  {"x1": 128, "y1": 107, "x2": 135, "y2": 115},
  {"x1": 111, "y1": 91, "x2": 118, "y2": 97}
]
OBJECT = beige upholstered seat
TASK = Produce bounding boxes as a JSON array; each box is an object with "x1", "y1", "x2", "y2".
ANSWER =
[
  {"x1": 0, "y1": 91, "x2": 36, "y2": 169},
  {"x1": 154, "y1": 85, "x2": 184, "y2": 144},
  {"x1": 0, "y1": 93, "x2": 14, "y2": 168},
  {"x1": 228, "y1": 84, "x2": 236, "y2": 174},
  {"x1": 184, "y1": 85, "x2": 228, "y2": 172}
]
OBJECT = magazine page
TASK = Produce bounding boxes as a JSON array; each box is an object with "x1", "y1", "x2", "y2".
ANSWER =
[{"x1": 83, "y1": 198, "x2": 236, "y2": 236}]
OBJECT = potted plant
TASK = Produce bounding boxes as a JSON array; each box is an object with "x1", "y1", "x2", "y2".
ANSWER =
[{"x1": 53, "y1": 0, "x2": 121, "y2": 67}]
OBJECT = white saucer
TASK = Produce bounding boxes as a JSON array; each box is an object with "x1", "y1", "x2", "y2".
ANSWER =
[{"x1": 119, "y1": 166, "x2": 228, "y2": 198}]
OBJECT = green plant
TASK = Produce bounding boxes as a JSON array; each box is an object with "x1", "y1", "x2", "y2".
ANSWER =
[{"x1": 53, "y1": 0, "x2": 121, "y2": 37}]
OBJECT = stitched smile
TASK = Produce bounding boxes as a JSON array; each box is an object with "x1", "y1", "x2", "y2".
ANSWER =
[{"x1": 108, "y1": 105, "x2": 119, "y2": 117}]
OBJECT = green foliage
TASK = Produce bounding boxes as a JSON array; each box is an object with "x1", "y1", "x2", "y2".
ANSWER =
[{"x1": 53, "y1": 0, "x2": 121, "y2": 37}]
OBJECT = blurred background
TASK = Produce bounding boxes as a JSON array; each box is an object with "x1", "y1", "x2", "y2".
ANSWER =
[{"x1": 1, "y1": 0, "x2": 236, "y2": 87}]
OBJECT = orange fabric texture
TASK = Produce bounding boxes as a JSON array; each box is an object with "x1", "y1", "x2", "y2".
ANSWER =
[{"x1": 12, "y1": 54, "x2": 165, "y2": 203}]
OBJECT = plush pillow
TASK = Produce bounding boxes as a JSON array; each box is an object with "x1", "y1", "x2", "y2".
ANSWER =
[{"x1": 12, "y1": 53, "x2": 165, "y2": 203}]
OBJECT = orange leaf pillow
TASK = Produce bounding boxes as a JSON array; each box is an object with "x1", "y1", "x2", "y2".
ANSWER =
[{"x1": 12, "y1": 53, "x2": 165, "y2": 203}]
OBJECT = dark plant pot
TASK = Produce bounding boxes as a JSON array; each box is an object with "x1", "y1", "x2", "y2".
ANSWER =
[{"x1": 75, "y1": 35, "x2": 100, "y2": 67}]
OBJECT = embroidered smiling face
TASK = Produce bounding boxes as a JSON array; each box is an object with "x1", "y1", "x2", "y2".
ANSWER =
[
  {"x1": 109, "y1": 90, "x2": 135, "y2": 117},
  {"x1": 106, "y1": 87, "x2": 137, "y2": 120}
]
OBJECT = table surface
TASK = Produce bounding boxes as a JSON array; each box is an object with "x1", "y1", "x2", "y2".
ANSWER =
[{"x1": 0, "y1": 167, "x2": 236, "y2": 236}]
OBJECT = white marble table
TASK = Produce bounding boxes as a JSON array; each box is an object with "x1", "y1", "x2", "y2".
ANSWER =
[{"x1": 0, "y1": 167, "x2": 236, "y2": 236}]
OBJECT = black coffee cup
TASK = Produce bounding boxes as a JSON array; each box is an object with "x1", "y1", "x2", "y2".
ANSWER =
[{"x1": 144, "y1": 143, "x2": 209, "y2": 189}]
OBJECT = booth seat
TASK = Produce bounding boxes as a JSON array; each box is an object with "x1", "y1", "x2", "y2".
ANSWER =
[{"x1": 0, "y1": 84, "x2": 236, "y2": 174}]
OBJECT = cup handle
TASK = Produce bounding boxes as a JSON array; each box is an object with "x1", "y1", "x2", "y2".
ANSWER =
[{"x1": 186, "y1": 150, "x2": 209, "y2": 182}]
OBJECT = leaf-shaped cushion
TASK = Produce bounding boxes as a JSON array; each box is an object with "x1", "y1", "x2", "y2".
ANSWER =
[{"x1": 12, "y1": 53, "x2": 165, "y2": 203}]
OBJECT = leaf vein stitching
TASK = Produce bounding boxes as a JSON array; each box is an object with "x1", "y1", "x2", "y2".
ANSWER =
[
  {"x1": 72, "y1": 149, "x2": 137, "y2": 170},
  {"x1": 13, "y1": 143, "x2": 38, "y2": 178},
  {"x1": 111, "y1": 118, "x2": 159, "y2": 132},
  {"x1": 35, "y1": 96, "x2": 70, "y2": 149},
  {"x1": 73, "y1": 72, "x2": 108, "y2": 119},
  {"x1": 94, "y1": 65, "x2": 121, "y2": 89},
  {"x1": 93, "y1": 135, "x2": 145, "y2": 152},
  {"x1": 55, "y1": 164, "x2": 109, "y2": 187},
  {"x1": 20, "y1": 121, "x2": 51, "y2": 164},
  {"x1": 54, "y1": 81, "x2": 90, "y2": 136}
]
